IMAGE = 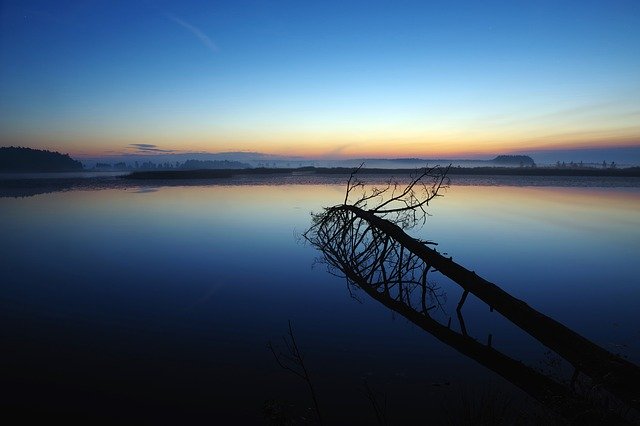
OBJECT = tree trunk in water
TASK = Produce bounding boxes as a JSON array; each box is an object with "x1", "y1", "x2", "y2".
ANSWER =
[{"x1": 340, "y1": 204, "x2": 640, "y2": 412}]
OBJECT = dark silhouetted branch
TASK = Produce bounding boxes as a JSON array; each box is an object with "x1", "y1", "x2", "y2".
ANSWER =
[
  {"x1": 268, "y1": 321, "x2": 323, "y2": 425},
  {"x1": 360, "y1": 379, "x2": 388, "y2": 425}
]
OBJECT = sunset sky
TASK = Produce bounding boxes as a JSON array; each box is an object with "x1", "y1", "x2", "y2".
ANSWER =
[{"x1": 1, "y1": 0, "x2": 639, "y2": 159}]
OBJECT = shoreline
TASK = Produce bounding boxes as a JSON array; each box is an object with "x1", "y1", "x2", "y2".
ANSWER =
[{"x1": 124, "y1": 166, "x2": 640, "y2": 180}]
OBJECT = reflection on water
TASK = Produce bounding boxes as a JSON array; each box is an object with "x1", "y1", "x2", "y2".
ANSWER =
[{"x1": 1, "y1": 183, "x2": 639, "y2": 422}]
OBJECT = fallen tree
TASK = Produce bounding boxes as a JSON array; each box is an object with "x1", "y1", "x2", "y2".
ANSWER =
[{"x1": 304, "y1": 164, "x2": 640, "y2": 418}]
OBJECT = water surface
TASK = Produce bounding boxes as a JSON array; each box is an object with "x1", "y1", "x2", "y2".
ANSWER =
[{"x1": 1, "y1": 181, "x2": 639, "y2": 422}]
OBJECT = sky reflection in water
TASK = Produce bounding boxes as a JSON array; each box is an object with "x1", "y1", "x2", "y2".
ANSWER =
[{"x1": 1, "y1": 183, "x2": 638, "y2": 421}]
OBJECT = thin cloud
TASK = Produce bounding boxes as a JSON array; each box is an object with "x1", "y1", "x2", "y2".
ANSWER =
[
  {"x1": 166, "y1": 13, "x2": 218, "y2": 53},
  {"x1": 129, "y1": 144, "x2": 176, "y2": 153}
]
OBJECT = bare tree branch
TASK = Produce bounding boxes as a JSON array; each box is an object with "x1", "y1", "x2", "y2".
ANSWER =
[{"x1": 268, "y1": 321, "x2": 323, "y2": 425}]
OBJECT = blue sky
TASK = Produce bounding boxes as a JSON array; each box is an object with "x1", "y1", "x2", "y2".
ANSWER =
[{"x1": 1, "y1": 0, "x2": 639, "y2": 158}]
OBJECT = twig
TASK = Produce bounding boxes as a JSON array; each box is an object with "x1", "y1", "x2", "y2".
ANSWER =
[
  {"x1": 360, "y1": 379, "x2": 388, "y2": 425},
  {"x1": 268, "y1": 321, "x2": 323, "y2": 424}
]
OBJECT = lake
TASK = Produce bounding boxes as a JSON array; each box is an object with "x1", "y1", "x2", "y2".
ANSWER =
[{"x1": 1, "y1": 177, "x2": 639, "y2": 423}]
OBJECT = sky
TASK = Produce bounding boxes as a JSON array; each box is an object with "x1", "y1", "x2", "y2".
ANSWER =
[{"x1": 1, "y1": 0, "x2": 639, "y2": 160}]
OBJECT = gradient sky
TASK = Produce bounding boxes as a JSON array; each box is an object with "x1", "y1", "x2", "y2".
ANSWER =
[{"x1": 1, "y1": 0, "x2": 639, "y2": 158}]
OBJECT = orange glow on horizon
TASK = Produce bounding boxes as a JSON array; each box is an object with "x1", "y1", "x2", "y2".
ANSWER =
[{"x1": 5, "y1": 127, "x2": 639, "y2": 159}]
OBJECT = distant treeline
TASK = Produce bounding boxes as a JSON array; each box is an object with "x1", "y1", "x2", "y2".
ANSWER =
[
  {"x1": 0, "y1": 147, "x2": 83, "y2": 172},
  {"x1": 553, "y1": 160, "x2": 619, "y2": 169},
  {"x1": 95, "y1": 159, "x2": 251, "y2": 171}
]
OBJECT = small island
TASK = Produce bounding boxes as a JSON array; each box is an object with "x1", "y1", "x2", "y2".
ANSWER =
[{"x1": 491, "y1": 155, "x2": 535, "y2": 167}]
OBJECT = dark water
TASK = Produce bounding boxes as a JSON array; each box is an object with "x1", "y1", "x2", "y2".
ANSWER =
[{"x1": 1, "y1": 181, "x2": 639, "y2": 423}]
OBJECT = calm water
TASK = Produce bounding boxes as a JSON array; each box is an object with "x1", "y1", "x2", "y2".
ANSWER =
[{"x1": 1, "y1": 181, "x2": 639, "y2": 422}]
